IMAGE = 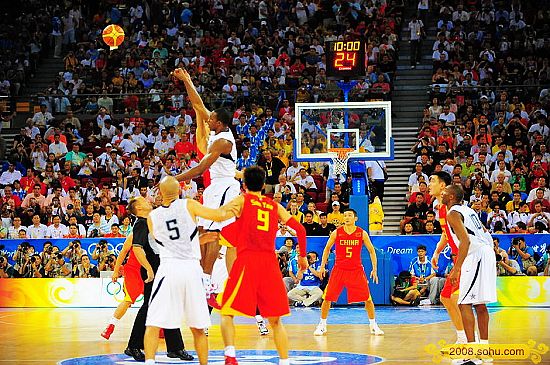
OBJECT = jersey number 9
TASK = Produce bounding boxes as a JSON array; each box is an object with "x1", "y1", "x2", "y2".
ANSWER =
[{"x1": 257, "y1": 209, "x2": 269, "y2": 231}]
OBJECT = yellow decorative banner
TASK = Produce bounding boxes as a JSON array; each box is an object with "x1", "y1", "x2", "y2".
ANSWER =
[
  {"x1": 0, "y1": 278, "x2": 142, "y2": 308},
  {"x1": 425, "y1": 340, "x2": 549, "y2": 364}
]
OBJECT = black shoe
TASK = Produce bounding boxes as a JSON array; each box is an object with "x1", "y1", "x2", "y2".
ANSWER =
[
  {"x1": 124, "y1": 347, "x2": 145, "y2": 362},
  {"x1": 167, "y1": 349, "x2": 194, "y2": 361}
]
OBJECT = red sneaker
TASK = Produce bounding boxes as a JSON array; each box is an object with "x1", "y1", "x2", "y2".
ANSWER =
[
  {"x1": 225, "y1": 355, "x2": 239, "y2": 365},
  {"x1": 207, "y1": 294, "x2": 221, "y2": 310},
  {"x1": 101, "y1": 324, "x2": 115, "y2": 340},
  {"x1": 159, "y1": 328, "x2": 165, "y2": 339}
]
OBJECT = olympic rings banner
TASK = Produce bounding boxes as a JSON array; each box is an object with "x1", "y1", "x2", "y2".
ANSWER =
[{"x1": 0, "y1": 278, "x2": 143, "y2": 308}]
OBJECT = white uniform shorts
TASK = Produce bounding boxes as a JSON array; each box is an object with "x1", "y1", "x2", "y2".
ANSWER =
[
  {"x1": 458, "y1": 245, "x2": 497, "y2": 305},
  {"x1": 146, "y1": 259, "x2": 211, "y2": 329},
  {"x1": 198, "y1": 178, "x2": 240, "y2": 231}
]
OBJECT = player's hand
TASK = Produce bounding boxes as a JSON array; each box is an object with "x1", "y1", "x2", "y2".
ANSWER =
[
  {"x1": 449, "y1": 268, "x2": 460, "y2": 287},
  {"x1": 431, "y1": 255, "x2": 439, "y2": 270},
  {"x1": 145, "y1": 269, "x2": 155, "y2": 283},
  {"x1": 111, "y1": 269, "x2": 121, "y2": 282},
  {"x1": 370, "y1": 270, "x2": 379, "y2": 284},
  {"x1": 298, "y1": 255, "x2": 308, "y2": 271},
  {"x1": 172, "y1": 67, "x2": 191, "y2": 83},
  {"x1": 319, "y1": 266, "x2": 327, "y2": 279}
]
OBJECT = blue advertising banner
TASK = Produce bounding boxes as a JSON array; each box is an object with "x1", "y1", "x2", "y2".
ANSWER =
[{"x1": 275, "y1": 233, "x2": 549, "y2": 276}]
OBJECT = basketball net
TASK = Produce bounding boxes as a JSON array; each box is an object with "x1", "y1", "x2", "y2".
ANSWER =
[{"x1": 328, "y1": 148, "x2": 355, "y2": 176}]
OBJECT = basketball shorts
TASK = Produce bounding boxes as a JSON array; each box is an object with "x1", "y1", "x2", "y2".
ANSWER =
[
  {"x1": 123, "y1": 265, "x2": 143, "y2": 304},
  {"x1": 323, "y1": 266, "x2": 370, "y2": 303},
  {"x1": 198, "y1": 178, "x2": 240, "y2": 233},
  {"x1": 458, "y1": 245, "x2": 497, "y2": 305},
  {"x1": 440, "y1": 276, "x2": 460, "y2": 299},
  {"x1": 221, "y1": 251, "x2": 290, "y2": 318},
  {"x1": 146, "y1": 259, "x2": 211, "y2": 329}
]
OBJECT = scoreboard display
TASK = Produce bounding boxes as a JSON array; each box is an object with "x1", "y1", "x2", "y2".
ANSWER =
[{"x1": 325, "y1": 40, "x2": 366, "y2": 80}]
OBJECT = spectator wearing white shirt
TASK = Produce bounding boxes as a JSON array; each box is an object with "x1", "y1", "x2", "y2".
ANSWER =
[
  {"x1": 130, "y1": 126, "x2": 148, "y2": 149},
  {"x1": 528, "y1": 114, "x2": 550, "y2": 140},
  {"x1": 0, "y1": 163, "x2": 22, "y2": 186},
  {"x1": 275, "y1": 174, "x2": 296, "y2": 195},
  {"x1": 408, "y1": 163, "x2": 429, "y2": 192},
  {"x1": 96, "y1": 108, "x2": 111, "y2": 129},
  {"x1": 48, "y1": 134, "x2": 68, "y2": 159},
  {"x1": 118, "y1": 134, "x2": 138, "y2": 155},
  {"x1": 526, "y1": 178, "x2": 550, "y2": 203},
  {"x1": 101, "y1": 119, "x2": 117, "y2": 140},
  {"x1": 174, "y1": 107, "x2": 193, "y2": 130},
  {"x1": 27, "y1": 214, "x2": 48, "y2": 239},
  {"x1": 45, "y1": 215, "x2": 69, "y2": 238},
  {"x1": 438, "y1": 105, "x2": 456, "y2": 126},
  {"x1": 180, "y1": 179, "x2": 198, "y2": 199},
  {"x1": 119, "y1": 117, "x2": 134, "y2": 135},
  {"x1": 155, "y1": 109, "x2": 176, "y2": 127},
  {"x1": 32, "y1": 104, "x2": 54, "y2": 129},
  {"x1": 153, "y1": 129, "x2": 174, "y2": 158},
  {"x1": 294, "y1": 168, "x2": 317, "y2": 191}
]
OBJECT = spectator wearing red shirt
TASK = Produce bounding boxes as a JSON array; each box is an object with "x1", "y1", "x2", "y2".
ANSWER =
[
  {"x1": 437, "y1": 126, "x2": 454, "y2": 149},
  {"x1": 372, "y1": 74, "x2": 391, "y2": 94},
  {"x1": 20, "y1": 168, "x2": 36, "y2": 193},
  {"x1": 58, "y1": 170, "x2": 76, "y2": 192},
  {"x1": 174, "y1": 133, "x2": 195, "y2": 158},
  {"x1": 1, "y1": 184, "x2": 22, "y2": 209}
]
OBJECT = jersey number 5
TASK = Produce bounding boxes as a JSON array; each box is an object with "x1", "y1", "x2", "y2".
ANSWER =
[
  {"x1": 166, "y1": 219, "x2": 180, "y2": 240},
  {"x1": 346, "y1": 246, "x2": 353, "y2": 258},
  {"x1": 257, "y1": 209, "x2": 269, "y2": 231}
]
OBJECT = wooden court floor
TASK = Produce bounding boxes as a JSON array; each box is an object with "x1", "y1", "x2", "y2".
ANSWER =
[{"x1": 0, "y1": 307, "x2": 548, "y2": 364}]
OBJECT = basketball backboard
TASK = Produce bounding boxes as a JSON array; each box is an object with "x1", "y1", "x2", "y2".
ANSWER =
[{"x1": 293, "y1": 101, "x2": 393, "y2": 162}]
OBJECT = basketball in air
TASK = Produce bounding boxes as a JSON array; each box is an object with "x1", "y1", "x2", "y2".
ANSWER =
[{"x1": 102, "y1": 24, "x2": 125, "y2": 50}]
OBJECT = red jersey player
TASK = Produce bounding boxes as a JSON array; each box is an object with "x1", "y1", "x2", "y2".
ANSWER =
[
  {"x1": 314, "y1": 208, "x2": 384, "y2": 336},
  {"x1": 428, "y1": 171, "x2": 466, "y2": 344},
  {"x1": 101, "y1": 234, "x2": 144, "y2": 339},
  {"x1": 217, "y1": 166, "x2": 307, "y2": 365}
]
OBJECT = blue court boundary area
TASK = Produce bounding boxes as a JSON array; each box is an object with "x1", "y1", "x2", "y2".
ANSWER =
[{"x1": 58, "y1": 350, "x2": 385, "y2": 365}]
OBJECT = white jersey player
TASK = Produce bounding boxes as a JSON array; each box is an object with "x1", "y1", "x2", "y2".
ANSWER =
[
  {"x1": 144, "y1": 176, "x2": 239, "y2": 365},
  {"x1": 443, "y1": 184, "x2": 496, "y2": 361}
]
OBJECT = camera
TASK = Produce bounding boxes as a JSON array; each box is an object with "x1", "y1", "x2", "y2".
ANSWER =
[
  {"x1": 495, "y1": 253, "x2": 502, "y2": 262},
  {"x1": 57, "y1": 253, "x2": 64, "y2": 260},
  {"x1": 30, "y1": 256, "x2": 37, "y2": 264},
  {"x1": 0, "y1": 256, "x2": 5, "y2": 264}
]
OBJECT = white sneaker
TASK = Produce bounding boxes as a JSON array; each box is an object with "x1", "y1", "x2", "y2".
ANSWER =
[
  {"x1": 370, "y1": 325, "x2": 384, "y2": 335},
  {"x1": 257, "y1": 320, "x2": 269, "y2": 336},
  {"x1": 481, "y1": 357, "x2": 493, "y2": 363},
  {"x1": 451, "y1": 359, "x2": 482, "y2": 365},
  {"x1": 313, "y1": 324, "x2": 327, "y2": 336},
  {"x1": 203, "y1": 328, "x2": 209, "y2": 336},
  {"x1": 456, "y1": 336, "x2": 467, "y2": 344},
  {"x1": 419, "y1": 299, "x2": 432, "y2": 306}
]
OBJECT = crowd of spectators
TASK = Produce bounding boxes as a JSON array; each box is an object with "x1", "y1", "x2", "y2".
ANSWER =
[
  {"x1": 0, "y1": 0, "x2": 404, "y2": 277},
  {"x1": 402, "y1": 0, "x2": 550, "y2": 241}
]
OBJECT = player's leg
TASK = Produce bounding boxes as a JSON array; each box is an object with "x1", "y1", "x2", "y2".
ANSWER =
[
  {"x1": 143, "y1": 325, "x2": 161, "y2": 364},
  {"x1": 458, "y1": 304, "x2": 476, "y2": 343},
  {"x1": 365, "y1": 299, "x2": 384, "y2": 335},
  {"x1": 474, "y1": 304, "x2": 489, "y2": 341},
  {"x1": 190, "y1": 327, "x2": 209, "y2": 365},
  {"x1": 314, "y1": 300, "x2": 331, "y2": 335},
  {"x1": 102, "y1": 300, "x2": 131, "y2": 339},
  {"x1": 221, "y1": 314, "x2": 238, "y2": 364},
  {"x1": 225, "y1": 246, "x2": 237, "y2": 272},
  {"x1": 266, "y1": 316, "x2": 290, "y2": 364},
  {"x1": 441, "y1": 274, "x2": 466, "y2": 343}
]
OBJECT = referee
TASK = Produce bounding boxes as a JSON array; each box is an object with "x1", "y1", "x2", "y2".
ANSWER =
[{"x1": 124, "y1": 197, "x2": 193, "y2": 362}]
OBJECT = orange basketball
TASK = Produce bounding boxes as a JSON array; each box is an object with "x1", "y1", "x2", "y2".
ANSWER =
[{"x1": 102, "y1": 24, "x2": 125, "y2": 50}]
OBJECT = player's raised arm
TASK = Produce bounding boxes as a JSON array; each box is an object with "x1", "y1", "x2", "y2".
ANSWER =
[
  {"x1": 112, "y1": 233, "x2": 133, "y2": 282},
  {"x1": 278, "y1": 203, "x2": 308, "y2": 270},
  {"x1": 174, "y1": 138, "x2": 232, "y2": 182},
  {"x1": 446, "y1": 210, "x2": 470, "y2": 286},
  {"x1": 362, "y1": 230, "x2": 379, "y2": 284},
  {"x1": 173, "y1": 68, "x2": 210, "y2": 119},
  {"x1": 187, "y1": 196, "x2": 242, "y2": 223}
]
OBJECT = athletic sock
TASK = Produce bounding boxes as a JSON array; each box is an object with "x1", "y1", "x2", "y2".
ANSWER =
[
  {"x1": 457, "y1": 330, "x2": 466, "y2": 340},
  {"x1": 109, "y1": 316, "x2": 119, "y2": 325},
  {"x1": 255, "y1": 315, "x2": 263, "y2": 323},
  {"x1": 224, "y1": 346, "x2": 236, "y2": 358},
  {"x1": 319, "y1": 318, "x2": 327, "y2": 326},
  {"x1": 145, "y1": 360, "x2": 155, "y2": 365},
  {"x1": 480, "y1": 339, "x2": 489, "y2": 345},
  {"x1": 369, "y1": 318, "x2": 376, "y2": 326},
  {"x1": 279, "y1": 359, "x2": 290, "y2": 365}
]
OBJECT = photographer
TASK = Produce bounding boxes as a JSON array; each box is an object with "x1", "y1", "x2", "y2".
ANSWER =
[
  {"x1": 288, "y1": 251, "x2": 323, "y2": 307},
  {"x1": 100, "y1": 254, "x2": 117, "y2": 272},
  {"x1": 487, "y1": 203, "x2": 509, "y2": 233},
  {"x1": 93, "y1": 239, "x2": 113, "y2": 267},
  {"x1": 45, "y1": 253, "x2": 71, "y2": 278},
  {"x1": 73, "y1": 254, "x2": 99, "y2": 278},
  {"x1": 13, "y1": 242, "x2": 33, "y2": 271},
  {"x1": 0, "y1": 254, "x2": 16, "y2": 278},
  {"x1": 62, "y1": 240, "x2": 86, "y2": 266},
  {"x1": 493, "y1": 238, "x2": 521, "y2": 276},
  {"x1": 19, "y1": 254, "x2": 44, "y2": 278},
  {"x1": 40, "y1": 241, "x2": 55, "y2": 263},
  {"x1": 508, "y1": 237, "x2": 538, "y2": 276}
]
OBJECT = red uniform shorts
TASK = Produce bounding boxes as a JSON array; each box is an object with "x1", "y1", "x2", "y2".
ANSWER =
[
  {"x1": 123, "y1": 265, "x2": 143, "y2": 304},
  {"x1": 323, "y1": 266, "x2": 370, "y2": 303},
  {"x1": 440, "y1": 275, "x2": 459, "y2": 299},
  {"x1": 221, "y1": 251, "x2": 289, "y2": 318}
]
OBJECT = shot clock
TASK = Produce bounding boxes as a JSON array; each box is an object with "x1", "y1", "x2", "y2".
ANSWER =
[{"x1": 325, "y1": 40, "x2": 366, "y2": 80}]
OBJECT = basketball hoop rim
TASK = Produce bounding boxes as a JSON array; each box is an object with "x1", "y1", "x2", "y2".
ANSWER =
[{"x1": 327, "y1": 147, "x2": 356, "y2": 159}]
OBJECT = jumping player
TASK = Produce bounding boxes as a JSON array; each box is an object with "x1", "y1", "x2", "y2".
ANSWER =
[
  {"x1": 143, "y1": 176, "x2": 240, "y2": 365},
  {"x1": 172, "y1": 68, "x2": 239, "y2": 293},
  {"x1": 215, "y1": 166, "x2": 308, "y2": 365},
  {"x1": 314, "y1": 209, "x2": 384, "y2": 336},
  {"x1": 429, "y1": 171, "x2": 467, "y2": 344},
  {"x1": 444, "y1": 185, "x2": 497, "y2": 362},
  {"x1": 101, "y1": 233, "x2": 142, "y2": 339}
]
